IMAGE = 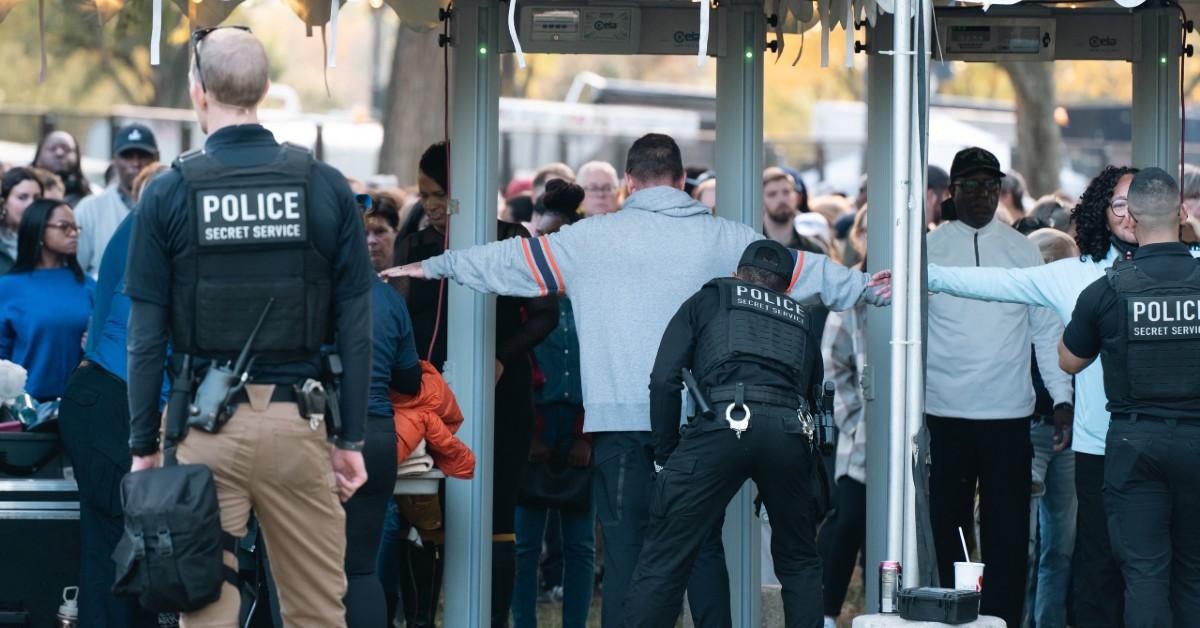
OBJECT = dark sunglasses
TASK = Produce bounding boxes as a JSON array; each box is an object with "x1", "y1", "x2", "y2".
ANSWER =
[{"x1": 191, "y1": 26, "x2": 253, "y2": 93}]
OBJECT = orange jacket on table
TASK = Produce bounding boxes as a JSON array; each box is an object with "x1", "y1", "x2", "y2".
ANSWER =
[{"x1": 389, "y1": 361, "x2": 475, "y2": 479}]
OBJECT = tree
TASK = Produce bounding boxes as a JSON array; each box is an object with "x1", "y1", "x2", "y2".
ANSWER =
[
  {"x1": 378, "y1": 26, "x2": 445, "y2": 184},
  {"x1": 999, "y1": 61, "x2": 1061, "y2": 197}
]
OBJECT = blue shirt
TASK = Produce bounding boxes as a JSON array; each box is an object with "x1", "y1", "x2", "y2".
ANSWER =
[
  {"x1": 86, "y1": 214, "x2": 133, "y2": 380},
  {"x1": 0, "y1": 267, "x2": 96, "y2": 400},
  {"x1": 533, "y1": 299, "x2": 583, "y2": 407},
  {"x1": 368, "y1": 279, "x2": 419, "y2": 418}
]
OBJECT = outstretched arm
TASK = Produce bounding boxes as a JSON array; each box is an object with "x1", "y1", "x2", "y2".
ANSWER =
[
  {"x1": 381, "y1": 233, "x2": 569, "y2": 299},
  {"x1": 928, "y1": 261, "x2": 1068, "y2": 315},
  {"x1": 786, "y1": 251, "x2": 891, "y2": 310}
]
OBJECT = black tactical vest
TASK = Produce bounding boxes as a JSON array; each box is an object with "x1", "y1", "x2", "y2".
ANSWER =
[
  {"x1": 692, "y1": 278, "x2": 816, "y2": 395},
  {"x1": 170, "y1": 144, "x2": 332, "y2": 363},
  {"x1": 1103, "y1": 258, "x2": 1200, "y2": 414}
]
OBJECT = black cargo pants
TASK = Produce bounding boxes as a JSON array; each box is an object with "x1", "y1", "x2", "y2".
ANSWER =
[{"x1": 621, "y1": 404, "x2": 823, "y2": 628}]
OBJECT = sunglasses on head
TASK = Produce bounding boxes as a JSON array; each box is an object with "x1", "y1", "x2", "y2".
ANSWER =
[{"x1": 191, "y1": 26, "x2": 253, "y2": 93}]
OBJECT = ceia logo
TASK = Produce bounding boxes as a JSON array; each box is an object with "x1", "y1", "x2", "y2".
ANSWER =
[
  {"x1": 674, "y1": 31, "x2": 701, "y2": 43},
  {"x1": 1089, "y1": 35, "x2": 1117, "y2": 48},
  {"x1": 594, "y1": 20, "x2": 618, "y2": 31}
]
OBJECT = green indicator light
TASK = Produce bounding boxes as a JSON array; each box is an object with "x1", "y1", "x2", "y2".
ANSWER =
[
  {"x1": 1161, "y1": 55, "x2": 1168, "y2": 64},
  {"x1": 745, "y1": 49, "x2": 754, "y2": 59},
  {"x1": 479, "y1": 46, "x2": 488, "y2": 56}
]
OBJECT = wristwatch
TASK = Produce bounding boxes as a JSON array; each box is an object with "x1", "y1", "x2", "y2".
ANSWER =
[
  {"x1": 331, "y1": 436, "x2": 365, "y2": 452},
  {"x1": 1053, "y1": 402, "x2": 1073, "y2": 413}
]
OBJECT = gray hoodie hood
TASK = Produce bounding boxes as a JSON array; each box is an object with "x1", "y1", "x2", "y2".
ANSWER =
[{"x1": 623, "y1": 186, "x2": 712, "y2": 218}]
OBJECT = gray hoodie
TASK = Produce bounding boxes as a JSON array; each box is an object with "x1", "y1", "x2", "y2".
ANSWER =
[{"x1": 422, "y1": 186, "x2": 884, "y2": 433}]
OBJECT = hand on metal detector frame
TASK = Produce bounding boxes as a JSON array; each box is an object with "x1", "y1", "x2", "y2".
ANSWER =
[{"x1": 868, "y1": 269, "x2": 893, "y2": 302}]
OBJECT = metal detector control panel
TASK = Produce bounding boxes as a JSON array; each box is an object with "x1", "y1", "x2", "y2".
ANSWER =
[
  {"x1": 939, "y1": 17, "x2": 1056, "y2": 61},
  {"x1": 527, "y1": 6, "x2": 642, "y2": 53},
  {"x1": 513, "y1": 4, "x2": 723, "y2": 56}
]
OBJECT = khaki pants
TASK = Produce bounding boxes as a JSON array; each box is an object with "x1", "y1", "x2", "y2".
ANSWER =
[{"x1": 176, "y1": 385, "x2": 347, "y2": 628}]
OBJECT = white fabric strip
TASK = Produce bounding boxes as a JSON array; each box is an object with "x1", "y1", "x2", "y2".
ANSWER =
[
  {"x1": 509, "y1": 0, "x2": 526, "y2": 68},
  {"x1": 150, "y1": 0, "x2": 161, "y2": 66}
]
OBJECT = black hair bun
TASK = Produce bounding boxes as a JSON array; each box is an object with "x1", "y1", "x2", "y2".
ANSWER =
[{"x1": 542, "y1": 178, "x2": 585, "y2": 214}]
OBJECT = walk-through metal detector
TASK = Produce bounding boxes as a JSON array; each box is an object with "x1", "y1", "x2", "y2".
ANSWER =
[
  {"x1": 860, "y1": 0, "x2": 1184, "y2": 612},
  {"x1": 442, "y1": 2, "x2": 769, "y2": 625}
]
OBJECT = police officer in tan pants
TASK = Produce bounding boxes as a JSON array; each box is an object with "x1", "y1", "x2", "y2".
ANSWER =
[{"x1": 125, "y1": 27, "x2": 372, "y2": 628}]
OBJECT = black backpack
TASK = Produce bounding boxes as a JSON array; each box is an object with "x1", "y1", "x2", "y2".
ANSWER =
[{"x1": 111, "y1": 461, "x2": 237, "y2": 612}]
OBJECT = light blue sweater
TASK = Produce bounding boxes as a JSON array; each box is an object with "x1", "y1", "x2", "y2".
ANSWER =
[
  {"x1": 423, "y1": 186, "x2": 886, "y2": 433},
  {"x1": 929, "y1": 244, "x2": 1200, "y2": 455}
]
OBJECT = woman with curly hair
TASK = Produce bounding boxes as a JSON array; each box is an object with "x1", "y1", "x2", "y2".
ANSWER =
[{"x1": 926, "y1": 164, "x2": 1200, "y2": 628}]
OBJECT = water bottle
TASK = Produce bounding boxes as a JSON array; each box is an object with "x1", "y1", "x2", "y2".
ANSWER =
[{"x1": 56, "y1": 586, "x2": 78, "y2": 627}]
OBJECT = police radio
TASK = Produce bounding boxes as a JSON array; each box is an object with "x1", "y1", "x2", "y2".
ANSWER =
[
  {"x1": 188, "y1": 299, "x2": 274, "y2": 433},
  {"x1": 817, "y1": 381, "x2": 836, "y2": 456}
]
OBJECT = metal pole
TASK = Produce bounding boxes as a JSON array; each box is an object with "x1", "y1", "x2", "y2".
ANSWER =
[
  {"x1": 886, "y1": 0, "x2": 913, "y2": 569},
  {"x1": 902, "y1": 0, "x2": 930, "y2": 586},
  {"x1": 864, "y1": 25, "x2": 897, "y2": 609},
  {"x1": 444, "y1": 3, "x2": 501, "y2": 626},
  {"x1": 715, "y1": 3, "x2": 764, "y2": 623},
  {"x1": 1131, "y1": 8, "x2": 1182, "y2": 174}
]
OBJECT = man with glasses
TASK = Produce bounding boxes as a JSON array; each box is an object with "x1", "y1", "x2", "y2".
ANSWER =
[
  {"x1": 578, "y1": 160, "x2": 621, "y2": 217},
  {"x1": 925, "y1": 147, "x2": 1074, "y2": 627},
  {"x1": 125, "y1": 27, "x2": 372, "y2": 627}
]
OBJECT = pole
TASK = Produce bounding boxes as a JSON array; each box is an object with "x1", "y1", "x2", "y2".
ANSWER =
[
  {"x1": 886, "y1": 0, "x2": 913, "y2": 569},
  {"x1": 902, "y1": 0, "x2": 929, "y2": 586}
]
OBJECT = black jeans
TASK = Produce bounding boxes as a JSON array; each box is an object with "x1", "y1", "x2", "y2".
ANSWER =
[
  {"x1": 343, "y1": 417, "x2": 400, "y2": 628},
  {"x1": 57, "y1": 362, "x2": 158, "y2": 628},
  {"x1": 593, "y1": 431, "x2": 732, "y2": 628},
  {"x1": 928, "y1": 416, "x2": 1031, "y2": 628},
  {"x1": 1073, "y1": 451, "x2": 1125, "y2": 627},
  {"x1": 621, "y1": 409, "x2": 822, "y2": 628},
  {"x1": 1103, "y1": 418, "x2": 1200, "y2": 628},
  {"x1": 818, "y1": 477, "x2": 866, "y2": 618}
]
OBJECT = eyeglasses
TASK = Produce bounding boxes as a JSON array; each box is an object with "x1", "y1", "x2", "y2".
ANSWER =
[
  {"x1": 1110, "y1": 197, "x2": 1130, "y2": 217},
  {"x1": 191, "y1": 26, "x2": 253, "y2": 93},
  {"x1": 954, "y1": 179, "x2": 1001, "y2": 195},
  {"x1": 47, "y1": 221, "x2": 81, "y2": 235},
  {"x1": 584, "y1": 184, "x2": 615, "y2": 195}
]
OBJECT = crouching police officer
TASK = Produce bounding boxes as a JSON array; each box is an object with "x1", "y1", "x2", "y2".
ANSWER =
[
  {"x1": 622, "y1": 240, "x2": 827, "y2": 628},
  {"x1": 125, "y1": 28, "x2": 373, "y2": 627},
  {"x1": 1059, "y1": 167, "x2": 1200, "y2": 628}
]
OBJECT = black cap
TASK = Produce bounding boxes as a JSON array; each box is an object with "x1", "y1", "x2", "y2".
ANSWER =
[
  {"x1": 950, "y1": 147, "x2": 1004, "y2": 181},
  {"x1": 113, "y1": 123, "x2": 158, "y2": 157},
  {"x1": 739, "y1": 240, "x2": 793, "y2": 278}
]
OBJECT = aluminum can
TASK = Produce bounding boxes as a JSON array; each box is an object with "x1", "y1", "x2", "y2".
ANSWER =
[{"x1": 879, "y1": 561, "x2": 902, "y2": 613}]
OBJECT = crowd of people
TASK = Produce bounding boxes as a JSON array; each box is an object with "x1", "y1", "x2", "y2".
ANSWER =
[{"x1": 3, "y1": 27, "x2": 1200, "y2": 628}]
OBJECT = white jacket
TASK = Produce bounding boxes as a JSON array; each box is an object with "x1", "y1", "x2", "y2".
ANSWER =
[{"x1": 926, "y1": 219, "x2": 1073, "y2": 419}]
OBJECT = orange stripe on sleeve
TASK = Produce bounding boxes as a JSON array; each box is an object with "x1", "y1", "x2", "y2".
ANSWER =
[
  {"x1": 521, "y1": 239, "x2": 548, "y2": 296},
  {"x1": 540, "y1": 237, "x2": 567, "y2": 294},
  {"x1": 787, "y1": 251, "x2": 805, "y2": 293}
]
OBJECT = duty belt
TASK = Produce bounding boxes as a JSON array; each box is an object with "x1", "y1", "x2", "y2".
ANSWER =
[
  {"x1": 708, "y1": 384, "x2": 803, "y2": 409},
  {"x1": 706, "y1": 384, "x2": 808, "y2": 439}
]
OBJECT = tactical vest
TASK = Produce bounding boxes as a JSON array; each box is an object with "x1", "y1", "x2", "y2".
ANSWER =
[
  {"x1": 1103, "y1": 258, "x2": 1200, "y2": 412},
  {"x1": 692, "y1": 278, "x2": 816, "y2": 395},
  {"x1": 170, "y1": 144, "x2": 332, "y2": 363}
]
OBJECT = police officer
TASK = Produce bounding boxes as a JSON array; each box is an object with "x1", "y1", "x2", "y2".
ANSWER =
[
  {"x1": 126, "y1": 28, "x2": 372, "y2": 627},
  {"x1": 622, "y1": 239, "x2": 826, "y2": 628},
  {"x1": 1060, "y1": 167, "x2": 1200, "y2": 628}
]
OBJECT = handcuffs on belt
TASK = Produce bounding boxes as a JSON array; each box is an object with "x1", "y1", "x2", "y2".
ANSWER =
[{"x1": 724, "y1": 383, "x2": 751, "y2": 438}]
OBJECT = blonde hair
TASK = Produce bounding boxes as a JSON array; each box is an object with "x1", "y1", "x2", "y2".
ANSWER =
[{"x1": 1028, "y1": 227, "x2": 1078, "y2": 263}]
